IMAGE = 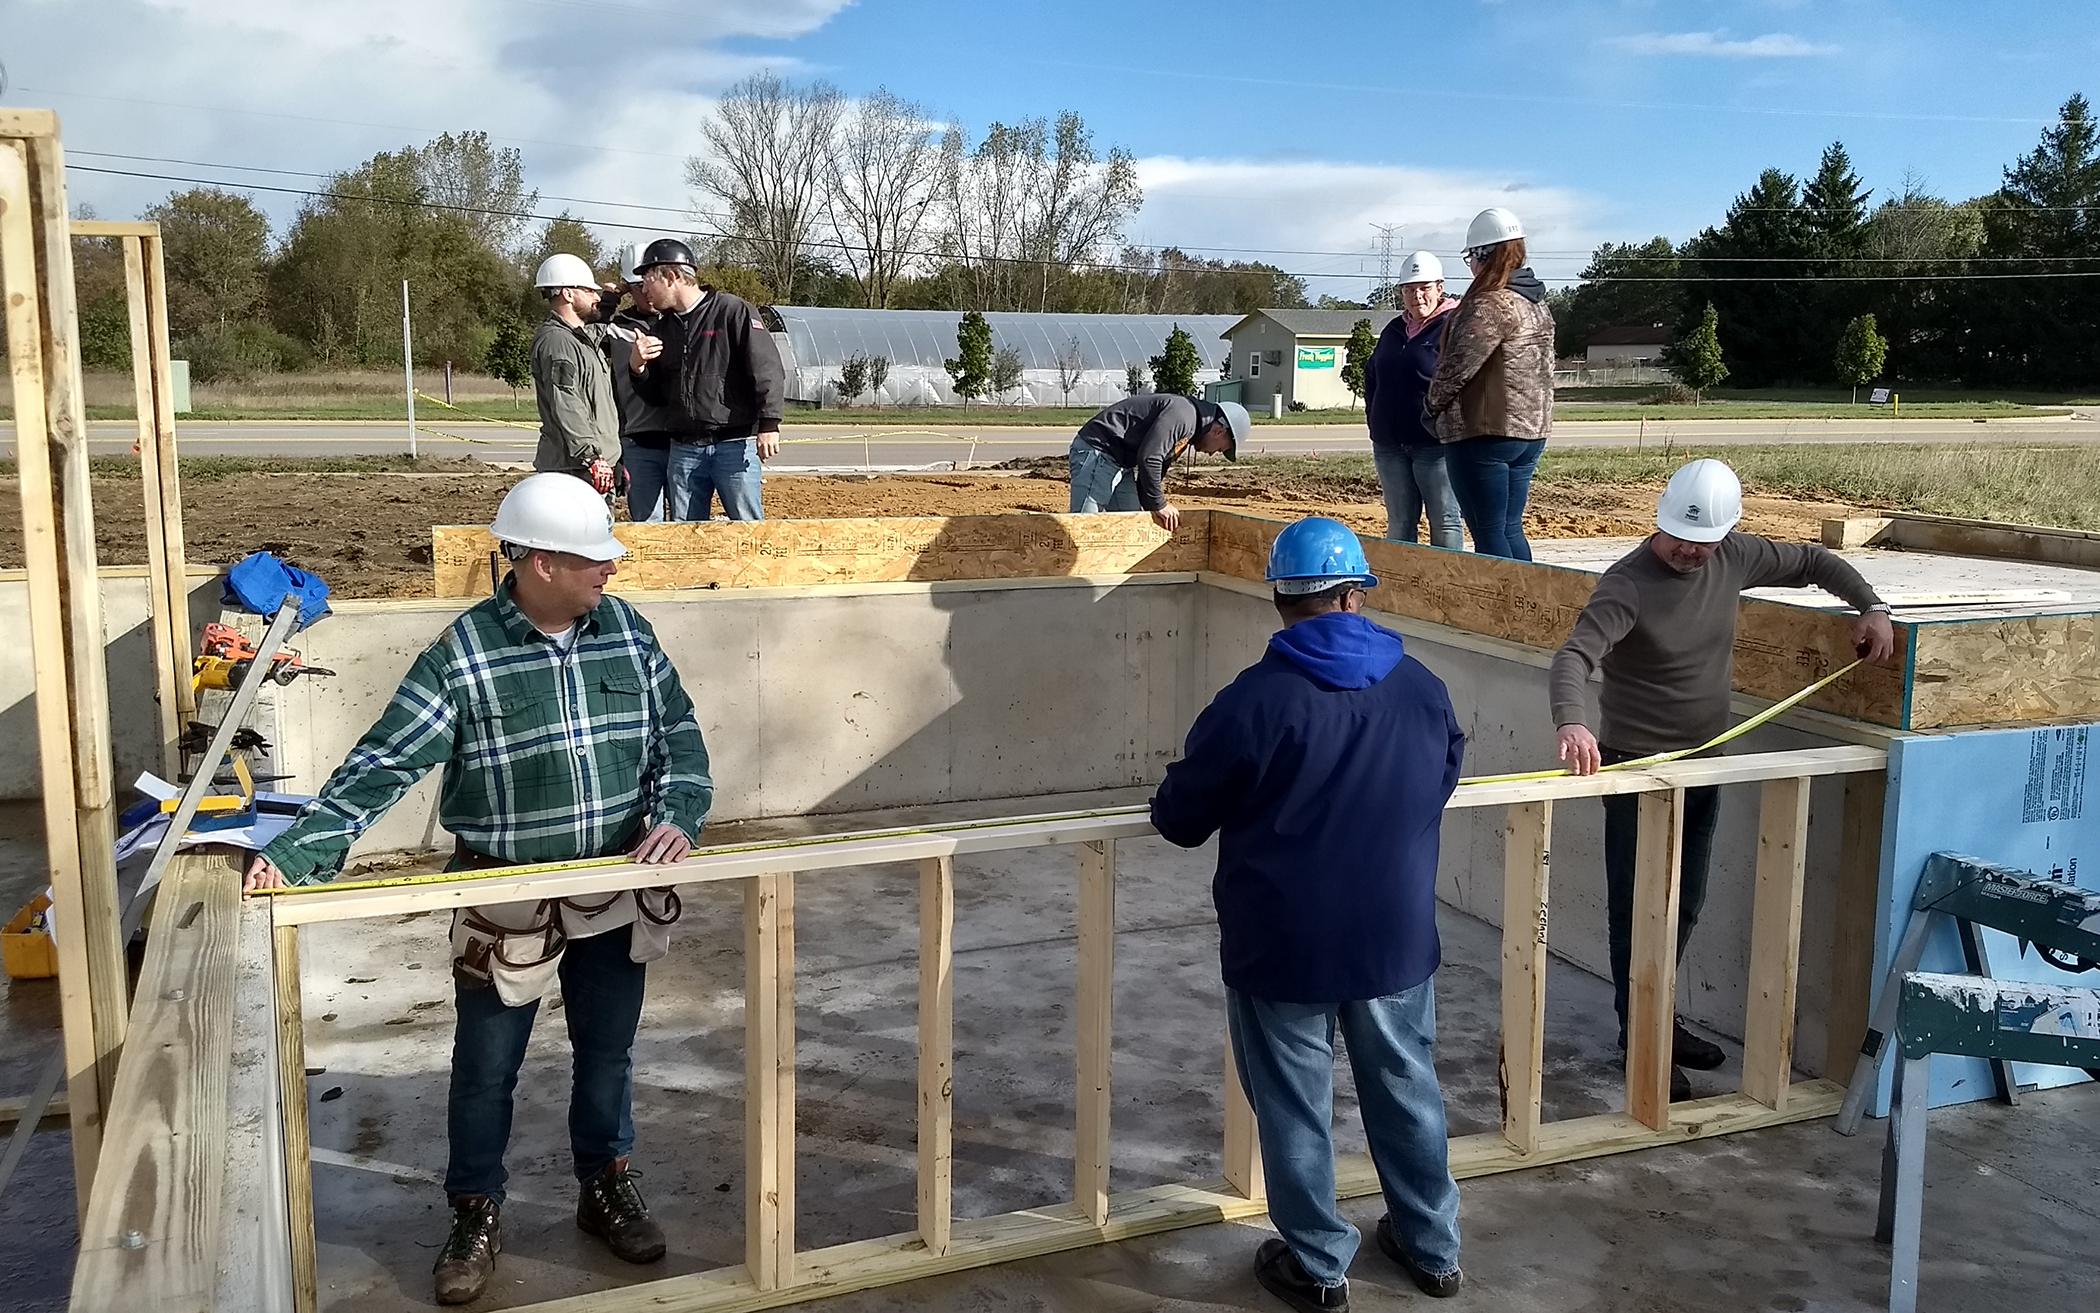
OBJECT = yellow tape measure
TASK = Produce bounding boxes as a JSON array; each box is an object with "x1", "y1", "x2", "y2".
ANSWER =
[{"x1": 263, "y1": 659, "x2": 1864, "y2": 899}]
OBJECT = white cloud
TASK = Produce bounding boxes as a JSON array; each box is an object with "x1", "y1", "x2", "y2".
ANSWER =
[
  {"x1": 1126, "y1": 157, "x2": 1608, "y2": 299},
  {"x1": 1602, "y1": 30, "x2": 1837, "y2": 59},
  {"x1": 10, "y1": 0, "x2": 855, "y2": 243}
]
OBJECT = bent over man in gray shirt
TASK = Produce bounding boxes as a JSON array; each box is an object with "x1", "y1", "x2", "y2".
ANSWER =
[{"x1": 1547, "y1": 460, "x2": 1896, "y2": 1099}]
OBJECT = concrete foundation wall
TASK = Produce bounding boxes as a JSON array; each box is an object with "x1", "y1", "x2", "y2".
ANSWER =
[
  {"x1": 265, "y1": 577, "x2": 1200, "y2": 861},
  {"x1": 1199, "y1": 582, "x2": 1856, "y2": 1073},
  {"x1": 0, "y1": 567, "x2": 218, "y2": 801}
]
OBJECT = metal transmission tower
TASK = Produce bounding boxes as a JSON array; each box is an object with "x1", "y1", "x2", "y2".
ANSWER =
[{"x1": 1369, "y1": 223, "x2": 1400, "y2": 307}]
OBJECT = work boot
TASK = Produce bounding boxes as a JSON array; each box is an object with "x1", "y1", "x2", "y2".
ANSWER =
[
  {"x1": 577, "y1": 1158, "x2": 667, "y2": 1263},
  {"x1": 1673, "y1": 1022, "x2": 1727, "y2": 1071},
  {"x1": 1254, "y1": 1238, "x2": 1350, "y2": 1312},
  {"x1": 433, "y1": 1195, "x2": 501, "y2": 1306},
  {"x1": 1375, "y1": 1216, "x2": 1462, "y2": 1298}
]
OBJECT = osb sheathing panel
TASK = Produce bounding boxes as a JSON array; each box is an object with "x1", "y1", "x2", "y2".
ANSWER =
[
  {"x1": 1207, "y1": 511, "x2": 1910, "y2": 728},
  {"x1": 431, "y1": 513, "x2": 1208, "y2": 597},
  {"x1": 1908, "y1": 614, "x2": 2100, "y2": 729}
]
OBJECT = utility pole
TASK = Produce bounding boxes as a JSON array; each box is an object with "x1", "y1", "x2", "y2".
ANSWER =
[{"x1": 1369, "y1": 223, "x2": 1400, "y2": 309}]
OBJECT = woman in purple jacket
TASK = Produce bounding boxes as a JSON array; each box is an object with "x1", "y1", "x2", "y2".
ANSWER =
[{"x1": 1363, "y1": 252, "x2": 1464, "y2": 549}]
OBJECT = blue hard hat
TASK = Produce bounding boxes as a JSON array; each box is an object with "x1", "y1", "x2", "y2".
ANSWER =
[{"x1": 1266, "y1": 517, "x2": 1378, "y2": 594}]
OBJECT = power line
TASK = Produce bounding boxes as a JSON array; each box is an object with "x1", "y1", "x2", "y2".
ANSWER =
[
  {"x1": 62, "y1": 163, "x2": 2100, "y2": 287},
  {"x1": 68, "y1": 149, "x2": 2100, "y2": 273}
]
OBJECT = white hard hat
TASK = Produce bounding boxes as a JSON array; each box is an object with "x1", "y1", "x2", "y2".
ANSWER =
[
  {"x1": 533, "y1": 252, "x2": 597, "y2": 290},
  {"x1": 1216, "y1": 400, "x2": 1248, "y2": 461},
  {"x1": 1656, "y1": 459, "x2": 1743, "y2": 544},
  {"x1": 1396, "y1": 250, "x2": 1444, "y2": 285},
  {"x1": 1464, "y1": 207, "x2": 1525, "y2": 252},
  {"x1": 617, "y1": 241, "x2": 649, "y2": 286},
  {"x1": 491, "y1": 473, "x2": 628, "y2": 561}
]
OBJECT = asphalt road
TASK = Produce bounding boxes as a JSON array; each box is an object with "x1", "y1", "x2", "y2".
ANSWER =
[{"x1": 1, "y1": 414, "x2": 2092, "y2": 470}]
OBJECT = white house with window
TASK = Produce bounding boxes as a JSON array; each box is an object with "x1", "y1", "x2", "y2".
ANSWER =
[{"x1": 1220, "y1": 309, "x2": 1400, "y2": 411}]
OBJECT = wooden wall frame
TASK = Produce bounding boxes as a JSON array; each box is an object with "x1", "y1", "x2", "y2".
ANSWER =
[
  {"x1": 70, "y1": 744, "x2": 1883, "y2": 1312},
  {"x1": 0, "y1": 108, "x2": 192, "y2": 1221}
]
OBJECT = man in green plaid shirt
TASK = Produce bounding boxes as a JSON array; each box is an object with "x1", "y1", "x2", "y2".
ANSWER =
[{"x1": 247, "y1": 473, "x2": 710, "y2": 1305}]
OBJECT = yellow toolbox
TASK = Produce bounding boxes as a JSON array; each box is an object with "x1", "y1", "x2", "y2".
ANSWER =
[{"x1": 3, "y1": 893, "x2": 58, "y2": 981}]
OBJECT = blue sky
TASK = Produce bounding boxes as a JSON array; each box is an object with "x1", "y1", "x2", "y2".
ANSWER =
[{"x1": 11, "y1": 0, "x2": 2097, "y2": 297}]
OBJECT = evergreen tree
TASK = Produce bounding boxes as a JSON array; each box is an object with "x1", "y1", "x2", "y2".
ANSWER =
[
  {"x1": 484, "y1": 318, "x2": 533, "y2": 406},
  {"x1": 1675, "y1": 169, "x2": 1815, "y2": 386},
  {"x1": 1340, "y1": 318, "x2": 1377, "y2": 406},
  {"x1": 945, "y1": 310, "x2": 993, "y2": 407},
  {"x1": 1148, "y1": 324, "x2": 1201, "y2": 396},
  {"x1": 1802, "y1": 143, "x2": 1873, "y2": 368},
  {"x1": 1555, "y1": 237, "x2": 1683, "y2": 354},
  {"x1": 1974, "y1": 94, "x2": 2100, "y2": 387},
  {"x1": 1832, "y1": 314, "x2": 1889, "y2": 401},
  {"x1": 1670, "y1": 303, "x2": 1729, "y2": 399}
]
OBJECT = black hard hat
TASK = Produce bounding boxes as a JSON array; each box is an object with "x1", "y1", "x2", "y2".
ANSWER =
[{"x1": 635, "y1": 237, "x2": 697, "y2": 272}]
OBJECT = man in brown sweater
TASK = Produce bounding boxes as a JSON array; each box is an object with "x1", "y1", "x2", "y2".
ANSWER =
[{"x1": 1548, "y1": 459, "x2": 1896, "y2": 1098}]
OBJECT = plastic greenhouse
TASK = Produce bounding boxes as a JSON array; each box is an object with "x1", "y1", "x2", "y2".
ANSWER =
[{"x1": 772, "y1": 307, "x2": 1240, "y2": 408}]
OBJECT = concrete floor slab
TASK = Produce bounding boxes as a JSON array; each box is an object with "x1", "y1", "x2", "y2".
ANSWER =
[{"x1": 254, "y1": 796, "x2": 2093, "y2": 1313}]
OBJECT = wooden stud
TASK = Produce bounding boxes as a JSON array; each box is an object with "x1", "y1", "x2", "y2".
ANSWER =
[
  {"x1": 1500, "y1": 800, "x2": 1553, "y2": 1153},
  {"x1": 273, "y1": 920, "x2": 320, "y2": 1313},
  {"x1": 1625, "y1": 788, "x2": 1685, "y2": 1131},
  {"x1": 1074, "y1": 840, "x2": 1115, "y2": 1228},
  {"x1": 68, "y1": 218, "x2": 162, "y2": 237},
  {"x1": 65, "y1": 853, "x2": 237, "y2": 1308},
  {"x1": 219, "y1": 892, "x2": 296, "y2": 1309},
  {"x1": 120, "y1": 235, "x2": 185, "y2": 776},
  {"x1": 0, "y1": 109, "x2": 60, "y2": 138},
  {"x1": 916, "y1": 856, "x2": 954, "y2": 1256},
  {"x1": 1824, "y1": 770, "x2": 1887, "y2": 1078},
  {"x1": 0, "y1": 136, "x2": 118, "y2": 1212},
  {"x1": 1742, "y1": 777, "x2": 1812, "y2": 1109},
  {"x1": 1221, "y1": 1033, "x2": 1263, "y2": 1202},
  {"x1": 141, "y1": 231, "x2": 196, "y2": 733},
  {"x1": 506, "y1": 1082, "x2": 1845, "y2": 1313},
  {"x1": 745, "y1": 873, "x2": 797, "y2": 1290}
]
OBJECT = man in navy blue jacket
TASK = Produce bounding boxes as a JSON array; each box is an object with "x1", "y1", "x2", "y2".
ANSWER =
[{"x1": 1152, "y1": 517, "x2": 1466, "y2": 1312}]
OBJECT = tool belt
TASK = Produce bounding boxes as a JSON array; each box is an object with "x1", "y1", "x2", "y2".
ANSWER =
[{"x1": 449, "y1": 832, "x2": 683, "y2": 999}]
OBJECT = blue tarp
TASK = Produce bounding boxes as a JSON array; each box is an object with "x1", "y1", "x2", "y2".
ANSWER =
[{"x1": 222, "y1": 552, "x2": 331, "y2": 631}]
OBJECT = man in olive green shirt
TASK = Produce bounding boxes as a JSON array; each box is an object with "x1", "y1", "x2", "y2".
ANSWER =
[
  {"x1": 528, "y1": 252, "x2": 644, "y2": 495},
  {"x1": 1549, "y1": 460, "x2": 1895, "y2": 1098}
]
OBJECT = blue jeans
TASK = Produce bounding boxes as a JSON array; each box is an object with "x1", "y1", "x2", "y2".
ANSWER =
[
  {"x1": 1602, "y1": 748, "x2": 1723, "y2": 1043},
  {"x1": 1372, "y1": 445, "x2": 1463, "y2": 549},
  {"x1": 1227, "y1": 980, "x2": 1462, "y2": 1287},
  {"x1": 1444, "y1": 437, "x2": 1544, "y2": 560},
  {"x1": 669, "y1": 436, "x2": 763, "y2": 521},
  {"x1": 446, "y1": 924, "x2": 647, "y2": 1202},
  {"x1": 621, "y1": 441, "x2": 670, "y2": 523},
  {"x1": 1067, "y1": 437, "x2": 1142, "y2": 512}
]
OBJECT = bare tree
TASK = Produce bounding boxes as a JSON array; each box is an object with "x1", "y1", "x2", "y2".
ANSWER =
[
  {"x1": 689, "y1": 72, "x2": 845, "y2": 305},
  {"x1": 825, "y1": 88, "x2": 942, "y2": 308},
  {"x1": 936, "y1": 111, "x2": 1142, "y2": 312},
  {"x1": 1054, "y1": 336, "x2": 1086, "y2": 405},
  {"x1": 867, "y1": 354, "x2": 890, "y2": 406}
]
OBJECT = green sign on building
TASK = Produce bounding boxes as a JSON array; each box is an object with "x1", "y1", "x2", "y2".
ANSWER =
[{"x1": 1296, "y1": 345, "x2": 1337, "y2": 370}]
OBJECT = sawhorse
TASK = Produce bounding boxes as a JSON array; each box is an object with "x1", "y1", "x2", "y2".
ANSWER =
[
  {"x1": 1877, "y1": 972, "x2": 2099, "y2": 1313},
  {"x1": 1837, "y1": 851, "x2": 2100, "y2": 1134}
]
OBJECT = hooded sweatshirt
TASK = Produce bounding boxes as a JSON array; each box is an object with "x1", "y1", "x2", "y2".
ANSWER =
[
  {"x1": 1364, "y1": 297, "x2": 1458, "y2": 448},
  {"x1": 1426, "y1": 267, "x2": 1556, "y2": 444},
  {"x1": 1151, "y1": 611, "x2": 1465, "y2": 1003}
]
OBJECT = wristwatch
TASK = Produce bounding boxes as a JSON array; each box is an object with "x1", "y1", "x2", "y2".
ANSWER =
[{"x1": 1864, "y1": 603, "x2": 1892, "y2": 615}]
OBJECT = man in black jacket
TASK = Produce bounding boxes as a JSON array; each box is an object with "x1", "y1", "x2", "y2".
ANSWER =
[
  {"x1": 627, "y1": 239, "x2": 786, "y2": 521},
  {"x1": 1068, "y1": 393, "x2": 1247, "y2": 531}
]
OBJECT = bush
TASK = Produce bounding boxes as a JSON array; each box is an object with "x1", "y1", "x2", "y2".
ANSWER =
[
  {"x1": 1287, "y1": 399, "x2": 1308, "y2": 412},
  {"x1": 1640, "y1": 382, "x2": 1700, "y2": 406},
  {"x1": 182, "y1": 323, "x2": 313, "y2": 382}
]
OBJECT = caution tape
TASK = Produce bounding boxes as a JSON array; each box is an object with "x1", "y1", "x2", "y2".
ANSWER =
[{"x1": 260, "y1": 659, "x2": 1867, "y2": 900}]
